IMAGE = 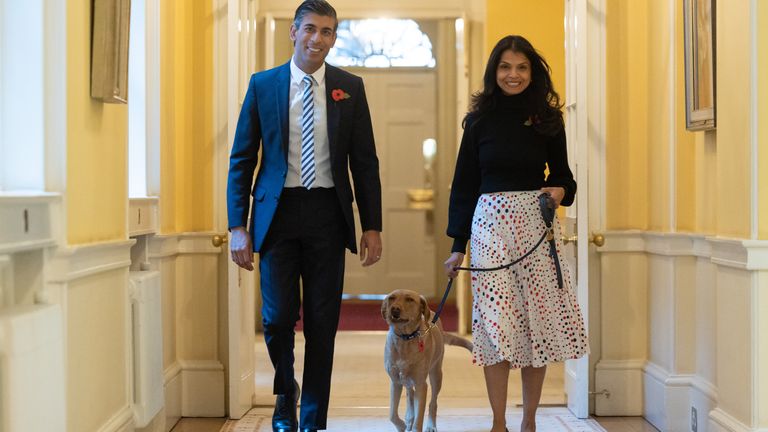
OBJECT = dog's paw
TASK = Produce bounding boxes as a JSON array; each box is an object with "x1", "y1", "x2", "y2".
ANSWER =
[{"x1": 390, "y1": 418, "x2": 406, "y2": 432}]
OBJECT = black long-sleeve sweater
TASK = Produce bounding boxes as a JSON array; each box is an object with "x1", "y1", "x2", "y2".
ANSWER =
[{"x1": 447, "y1": 91, "x2": 576, "y2": 253}]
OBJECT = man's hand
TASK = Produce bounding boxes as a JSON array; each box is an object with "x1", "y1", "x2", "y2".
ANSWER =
[
  {"x1": 359, "y1": 230, "x2": 382, "y2": 267},
  {"x1": 230, "y1": 227, "x2": 254, "y2": 271}
]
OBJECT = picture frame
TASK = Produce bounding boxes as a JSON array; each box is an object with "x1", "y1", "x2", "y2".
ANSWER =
[
  {"x1": 683, "y1": 0, "x2": 716, "y2": 131},
  {"x1": 91, "y1": 0, "x2": 131, "y2": 103}
]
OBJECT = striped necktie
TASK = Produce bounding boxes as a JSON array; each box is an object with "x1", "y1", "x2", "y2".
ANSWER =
[{"x1": 300, "y1": 75, "x2": 316, "y2": 189}]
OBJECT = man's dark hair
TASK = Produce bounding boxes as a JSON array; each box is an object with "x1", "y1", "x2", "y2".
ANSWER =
[{"x1": 293, "y1": 0, "x2": 338, "y2": 31}]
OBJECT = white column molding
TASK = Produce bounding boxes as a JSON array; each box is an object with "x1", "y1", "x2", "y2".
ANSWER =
[
  {"x1": 148, "y1": 232, "x2": 222, "y2": 259},
  {"x1": 47, "y1": 240, "x2": 135, "y2": 283},
  {"x1": 600, "y1": 230, "x2": 768, "y2": 270}
]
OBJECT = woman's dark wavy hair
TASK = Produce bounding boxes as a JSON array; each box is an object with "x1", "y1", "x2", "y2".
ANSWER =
[{"x1": 464, "y1": 35, "x2": 564, "y2": 136}]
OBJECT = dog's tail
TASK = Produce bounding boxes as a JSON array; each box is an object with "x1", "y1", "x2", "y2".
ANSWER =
[{"x1": 443, "y1": 332, "x2": 473, "y2": 352}]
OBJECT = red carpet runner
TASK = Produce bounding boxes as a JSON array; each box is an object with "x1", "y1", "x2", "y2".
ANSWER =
[{"x1": 296, "y1": 301, "x2": 459, "y2": 332}]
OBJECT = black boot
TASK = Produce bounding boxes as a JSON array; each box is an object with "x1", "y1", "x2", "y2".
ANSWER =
[{"x1": 272, "y1": 380, "x2": 300, "y2": 432}]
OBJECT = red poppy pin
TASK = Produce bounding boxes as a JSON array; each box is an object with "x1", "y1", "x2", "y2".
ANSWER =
[{"x1": 331, "y1": 89, "x2": 351, "y2": 102}]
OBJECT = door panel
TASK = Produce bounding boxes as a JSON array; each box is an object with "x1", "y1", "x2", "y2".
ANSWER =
[
  {"x1": 343, "y1": 71, "x2": 437, "y2": 298},
  {"x1": 564, "y1": 0, "x2": 590, "y2": 418}
]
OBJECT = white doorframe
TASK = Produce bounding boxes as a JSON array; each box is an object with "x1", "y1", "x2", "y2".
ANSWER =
[
  {"x1": 564, "y1": 0, "x2": 607, "y2": 418},
  {"x1": 214, "y1": 0, "x2": 261, "y2": 419}
]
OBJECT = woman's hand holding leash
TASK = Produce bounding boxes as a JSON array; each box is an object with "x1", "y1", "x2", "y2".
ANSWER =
[
  {"x1": 540, "y1": 186, "x2": 565, "y2": 208},
  {"x1": 443, "y1": 252, "x2": 465, "y2": 279}
]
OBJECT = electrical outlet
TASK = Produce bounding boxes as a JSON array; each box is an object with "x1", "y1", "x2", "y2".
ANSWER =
[{"x1": 691, "y1": 406, "x2": 698, "y2": 432}]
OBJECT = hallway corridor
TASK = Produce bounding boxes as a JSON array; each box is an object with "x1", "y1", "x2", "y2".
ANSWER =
[{"x1": 173, "y1": 332, "x2": 657, "y2": 432}]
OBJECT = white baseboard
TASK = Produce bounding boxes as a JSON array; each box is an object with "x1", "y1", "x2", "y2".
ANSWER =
[
  {"x1": 594, "y1": 359, "x2": 644, "y2": 415},
  {"x1": 164, "y1": 362, "x2": 182, "y2": 432},
  {"x1": 180, "y1": 360, "x2": 225, "y2": 417},
  {"x1": 708, "y1": 408, "x2": 754, "y2": 432},
  {"x1": 95, "y1": 405, "x2": 133, "y2": 432},
  {"x1": 643, "y1": 362, "x2": 692, "y2": 432}
]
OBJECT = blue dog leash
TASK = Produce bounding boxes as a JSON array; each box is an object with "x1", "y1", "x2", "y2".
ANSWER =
[{"x1": 432, "y1": 193, "x2": 563, "y2": 325}]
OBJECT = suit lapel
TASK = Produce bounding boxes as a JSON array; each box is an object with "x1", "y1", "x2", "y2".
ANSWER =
[
  {"x1": 325, "y1": 65, "x2": 341, "y2": 159},
  {"x1": 275, "y1": 62, "x2": 290, "y2": 159}
]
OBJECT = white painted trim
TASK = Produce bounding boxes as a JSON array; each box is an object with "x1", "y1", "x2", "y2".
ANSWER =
[
  {"x1": 709, "y1": 408, "x2": 753, "y2": 432},
  {"x1": 709, "y1": 237, "x2": 750, "y2": 269},
  {"x1": 43, "y1": 0, "x2": 68, "y2": 248},
  {"x1": 128, "y1": 197, "x2": 159, "y2": 237},
  {"x1": 691, "y1": 375, "x2": 719, "y2": 402},
  {"x1": 599, "y1": 231, "x2": 768, "y2": 270},
  {"x1": 258, "y1": 8, "x2": 468, "y2": 20},
  {"x1": 47, "y1": 240, "x2": 135, "y2": 283},
  {"x1": 595, "y1": 359, "x2": 647, "y2": 370},
  {"x1": 179, "y1": 359, "x2": 225, "y2": 371},
  {"x1": 180, "y1": 360, "x2": 226, "y2": 417},
  {"x1": 95, "y1": 404, "x2": 134, "y2": 432},
  {"x1": 145, "y1": 0, "x2": 161, "y2": 197},
  {"x1": 588, "y1": 0, "x2": 607, "y2": 232},
  {"x1": 594, "y1": 359, "x2": 644, "y2": 415},
  {"x1": 644, "y1": 361, "x2": 695, "y2": 387},
  {"x1": 264, "y1": 13, "x2": 276, "y2": 70},
  {"x1": 164, "y1": 361, "x2": 182, "y2": 384},
  {"x1": 163, "y1": 364, "x2": 182, "y2": 432},
  {"x1": 751, "y1": 268, "x2": 761, "y2": 430},
  {"x1": 148, "y1": 233, "x2": 224, "y2": 260},
  {"x1": 213, "y1": 0, "x2": 228, "y2": 232}
]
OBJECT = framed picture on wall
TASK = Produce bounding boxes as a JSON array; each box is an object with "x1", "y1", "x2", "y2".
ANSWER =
[
  {"x1": 683, "y1": 0, "x2": 716, "y2": 131},
  {"x1": 91, "y1": 0, "x2": 131, "y2": 104}
]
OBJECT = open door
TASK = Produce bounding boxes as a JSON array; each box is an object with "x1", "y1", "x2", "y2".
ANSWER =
[
  {"x1": 563, "y1": 0, "x2": 604, "y2": 418},
  {"x1": 213, "y1": 0, "x2": 258, "y2": 419}
]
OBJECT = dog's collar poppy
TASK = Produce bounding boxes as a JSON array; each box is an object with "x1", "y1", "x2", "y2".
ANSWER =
[{"x1": 396, "y1": 329, "x2": 421, "y2": 341}]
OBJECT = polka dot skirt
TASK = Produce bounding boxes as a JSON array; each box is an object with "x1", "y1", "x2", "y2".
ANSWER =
[{"x1": 469, "y1": 191, "x2": 589, "y2": 368}]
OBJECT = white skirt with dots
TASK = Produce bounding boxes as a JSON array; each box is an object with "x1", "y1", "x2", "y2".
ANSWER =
[{"x1": 469, "y1": 190, "x2": 589, "y2": 368}]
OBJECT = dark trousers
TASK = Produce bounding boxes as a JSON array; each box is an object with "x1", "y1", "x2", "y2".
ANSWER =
[{"x1": 258, "y1": 187, "x2": 346, "y2": 430}]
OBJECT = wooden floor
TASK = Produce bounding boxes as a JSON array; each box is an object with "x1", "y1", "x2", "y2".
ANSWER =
[{"x1": 171, "y1": 332, "x2": 658, "y2": 432}]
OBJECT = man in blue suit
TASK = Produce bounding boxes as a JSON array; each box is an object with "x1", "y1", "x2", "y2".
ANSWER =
[{"x1": 226, "y1": 1, "x2": 382, "y2": 431}]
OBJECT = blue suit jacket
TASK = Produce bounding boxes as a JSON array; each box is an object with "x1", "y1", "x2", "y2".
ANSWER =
[{"x1": 226, "y1": 62, "x2": 382, "y2": 253}]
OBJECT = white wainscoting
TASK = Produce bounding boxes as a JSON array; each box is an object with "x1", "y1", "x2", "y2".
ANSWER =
[
  {"x1": 597, "y1": 231, "x2": 768, "y2": 432},
  {"x1": 149, "y1": 233, "x2": 225, "y2": 419},
  {"x1": 47, "y1": 240, "x2": 135, "y2": 432}
]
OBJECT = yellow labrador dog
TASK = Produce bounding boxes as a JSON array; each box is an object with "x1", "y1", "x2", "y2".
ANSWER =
[{"x1": 381, "y1": 289, "x2": 473, "y2": 432}]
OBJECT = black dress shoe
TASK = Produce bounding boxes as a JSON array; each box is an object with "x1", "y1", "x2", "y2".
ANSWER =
[{"x1": 272, "y1": 380, "x2": 300, "y2": 432}]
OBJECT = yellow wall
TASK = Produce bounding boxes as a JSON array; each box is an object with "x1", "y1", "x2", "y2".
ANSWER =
[
  {"x1": 485, "y1": 0, "x2": 565, "y2": 100},
  {"x1": 759, "y1": 1, "x2": 768, "y2": 239},
  {"x1": 160, "y1": 0, "x2": 214, "y2": 233},
  {"x1": 605, "y1": 1, "x2": 649, "y2": 229},
  {"x1": 67, "y1": 0, "x2": 128, "y2": 244},
  {"x1": 716, "y1": 1, "x2": 752, "y2": 238},
  {"x1": 605, "y1": 0, "x2": 753, "y2": 236}
]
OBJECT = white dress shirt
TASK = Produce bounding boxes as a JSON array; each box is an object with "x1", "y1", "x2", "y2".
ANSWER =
[{"x1": 286, "y1": 58, "x2": 334, "y2": 188}]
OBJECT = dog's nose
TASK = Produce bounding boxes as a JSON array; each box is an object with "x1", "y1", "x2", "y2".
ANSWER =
[{"x1": 390, "y1": 307, "x2": 400, "y2": 319}]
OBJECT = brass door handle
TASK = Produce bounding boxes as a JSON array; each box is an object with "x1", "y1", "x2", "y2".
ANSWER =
[
  {"x1": 406, "y1": 188, "x2": 434, "y2": 210},
  {"x1": 212, "y1": 234, "x2": 228, "y2": 247},
  {"x1": 561, "y1": 233, "x2": 605, "y2": 247}
]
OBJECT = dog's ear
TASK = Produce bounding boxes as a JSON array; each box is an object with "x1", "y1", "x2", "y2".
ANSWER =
[
  {"x1": 381, "y1": 297, "x2": 389, "y2": 321},
  {"x1": 419, "y1": 296, "x2": 429, "y2": 323}
]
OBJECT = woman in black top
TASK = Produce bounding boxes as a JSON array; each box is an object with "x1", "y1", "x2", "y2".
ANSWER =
[{"x1": 444, "y1": 35, "x2": 588, "y2": 432}]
